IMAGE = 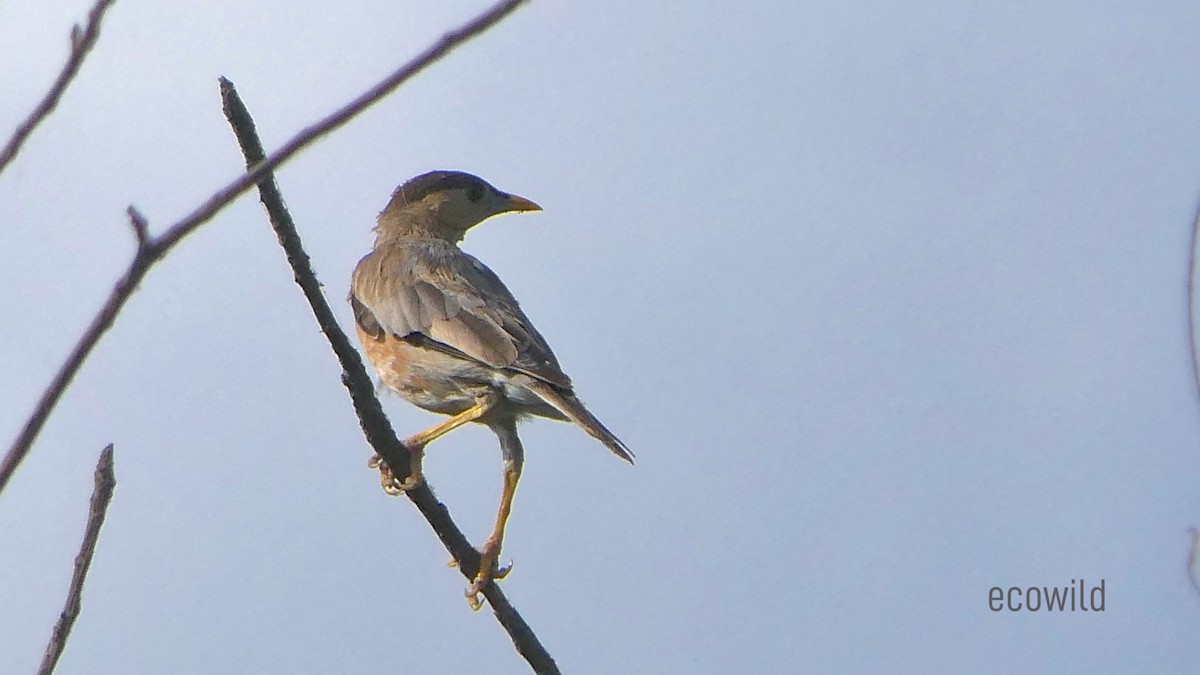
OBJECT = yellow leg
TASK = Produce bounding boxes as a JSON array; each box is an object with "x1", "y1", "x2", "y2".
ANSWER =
[
  {"x1": 369, "y1": 393, "x2": 497, "y2": 494},
  {"x1": 466, "y1": 465, "x2": 521, "y2": 610}
]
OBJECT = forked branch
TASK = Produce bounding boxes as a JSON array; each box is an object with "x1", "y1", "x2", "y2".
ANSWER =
[{"x1": 0, "y1": 0, "x2": 532, "y2": 495}]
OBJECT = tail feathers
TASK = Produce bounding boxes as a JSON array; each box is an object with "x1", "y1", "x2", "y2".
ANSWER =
[{"x1": 523, "y1": 380, "x2": 634, "y2": 464}]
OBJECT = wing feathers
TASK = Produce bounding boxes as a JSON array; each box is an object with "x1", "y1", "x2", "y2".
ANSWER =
[
  {"x1": 428, "y1": 312, "x2": 518, "y2": 368},
  {"x1": 351, "y1": 241, "x2": 570, "y2": 388}
]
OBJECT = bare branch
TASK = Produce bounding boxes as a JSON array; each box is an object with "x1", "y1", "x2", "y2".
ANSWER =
[
  {"x1": 1188, "y1": 527, "x2": 1200, "y2": 600},
  {"x1": 150, "y1": 0, "x2": 531, "y2": 256},
  {"x1": 126, "y1": 206, "x2": 149, "y2": 249},
  {"x1": 38, "y1": 444, "x2": 117, "y2": 675},
  {"x1": 1189, "y1": 202, "x2": 1200, "y2": 411},
  {"x1": 0, "y1": 0, "x2": 532, "y2": 495},
  {"x1": 220, "y1": 76, "x2": 561, "y2": 675},
  {"x1": 0, "y1": 253, "x2": 151, "y2": 494},
  {"x1": 0, "y1": 0, "x2": 119, "y2": 175}
]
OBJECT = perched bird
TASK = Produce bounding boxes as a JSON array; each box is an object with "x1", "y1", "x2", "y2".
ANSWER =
[{"x1": 350, "y1": 170, "x2": 634, "y2": 609}]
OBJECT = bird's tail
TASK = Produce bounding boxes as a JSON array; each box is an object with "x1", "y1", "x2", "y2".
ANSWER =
[{"x1": 523, "y1": 380, "x2": 634, "y2": 464}]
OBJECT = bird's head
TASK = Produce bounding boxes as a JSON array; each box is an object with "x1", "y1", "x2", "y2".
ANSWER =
[{"x1": 376, "y1": 170, "x2": 541, "y2": 242}]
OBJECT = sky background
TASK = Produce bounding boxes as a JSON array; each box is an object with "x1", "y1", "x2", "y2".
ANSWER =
[{"x1": 3, "y1": 1, "x2": 1200, "y2": 673}]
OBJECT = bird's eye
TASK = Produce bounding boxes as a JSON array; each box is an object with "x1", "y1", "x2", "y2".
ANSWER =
[{"x1": 467, "y1": 186, "x2": 484, "y2": 202}]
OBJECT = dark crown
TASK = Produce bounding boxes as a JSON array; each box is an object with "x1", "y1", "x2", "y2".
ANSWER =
[{"x1": 384, "y1": 170, "x2": 492, "y2": 211}]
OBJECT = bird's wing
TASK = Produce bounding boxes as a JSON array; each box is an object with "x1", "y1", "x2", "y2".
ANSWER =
[{"x1": 351, "y1": 241, "x2": 572, "y2": 389}]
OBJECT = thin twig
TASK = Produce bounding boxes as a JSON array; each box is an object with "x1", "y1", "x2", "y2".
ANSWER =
[
  {"x1": 0, "y1": 0, "x2": 119, "y2": 175},
  {"x1": 1175, "y1": 186, "x2": 1200, "y2": 605},
  {"x1": 0, "y1": 247, "x2": 152, "y2": 494},
  {"x1": 1188, "y1": 527, "x2": 1200, "y2": 600},
  {"x1": 126, "y1": 206, "x2": 150, "y2": 248},
  {"x1": 1188, "y1": 201, "x2": 1200, "y2": 410},
  {"x1": 38, "y1": 444, "x2": 117, "y2": 675},
  {"x1": 219, "y1": 76, "x2": 560, "y2": 675},
  {"x1": 0, "y1": 0, "x2": 532, "y2": 495}
]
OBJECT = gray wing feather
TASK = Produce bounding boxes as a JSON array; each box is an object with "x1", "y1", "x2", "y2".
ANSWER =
[
  {"x1": 351, "y1": 241, "x2": 572, "y2": 389},
  {"x1": 414, "y1": 281, "x2": 449, "y2": 321},
  {"x1": 459, "y1": 253, "x2": 569, "y2": 383},
  {"x1": 393, "y1": 281, "x2": 425, "y2": 333}
]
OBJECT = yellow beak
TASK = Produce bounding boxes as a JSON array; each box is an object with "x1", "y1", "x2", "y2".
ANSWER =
[{"x1": 504, "y1": 194, "x2": 542, "y2": 213}]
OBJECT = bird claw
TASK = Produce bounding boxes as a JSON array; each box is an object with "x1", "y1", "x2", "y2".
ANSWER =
[
  {"x1": 466, "y1": 580, "x2": 487, "y2": 611},
  {"x1": 464, "y1": 545, "x2": 513, "y2": 610},
  {"x1": 368, "y1": 448, "x2": 424, "y2": 495},
  {"x1": 494, "y1": 560, "x2": 513, "y2": 580}
]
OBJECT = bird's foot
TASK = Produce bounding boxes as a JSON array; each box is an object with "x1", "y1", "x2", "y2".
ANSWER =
[
  {"x1": 465, "y1": 540, "x2": 513, "y2": 611},
  {"x1": 367, "y1": 443, "x2": 425, "y2": 495}
]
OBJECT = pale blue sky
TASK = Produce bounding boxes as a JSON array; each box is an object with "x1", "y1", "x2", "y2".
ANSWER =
[{"x1": 3, "y1": 1, "x2": 1200, "y2": 673}]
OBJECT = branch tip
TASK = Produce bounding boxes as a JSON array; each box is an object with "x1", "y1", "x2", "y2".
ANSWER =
[
  {"x1": 96, "y1": 443, "x2": 115, "y2": 483},
  {"x1": 0, "y1": 0, "x2": 120, "y2": 175},
  {"x1": 126, "y1": 206, "x2": 149, "y2": 247},
  {"x1": 37, "y1": 444, "x2": 118, "y2": 675}
]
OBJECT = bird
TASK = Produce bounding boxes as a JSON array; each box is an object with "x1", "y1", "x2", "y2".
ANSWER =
[{"x1": 349, "y1": 170, "x2": 634, "y2": 609}]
